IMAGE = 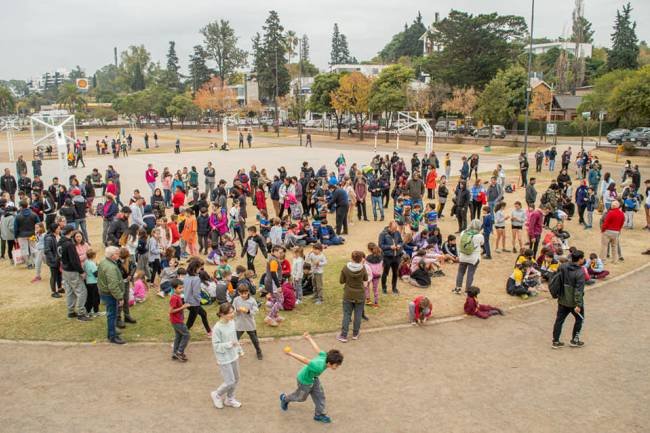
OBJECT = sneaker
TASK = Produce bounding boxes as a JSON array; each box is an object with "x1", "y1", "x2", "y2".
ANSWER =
[
  {"x1": 372, "y1": 303, "x2": 379, "y2": 308},
  {"x1": 51, "y1": 292, "x2": 62, "y2": 298},
  {"x1": 109, "y1": 336, "x2": 126, "y2": 345},
  {"x1": 569, "y1": 339, "x2": 585, "y2": 348},
  {"x1": 551, "y1": 341, "x2": 565, "y2": 349},
  {"x1": 264, "y1": 317, "x2": 278, "y2": 327},
  {"x1": 280, "y1": 393, "x2": 289, "y2": 411},
  {"x1": 451, "y1": 287, "x2": 462, "y2": 295},
  {"x1": 314, "y1": 414, "x2": 332, "y2": 424},
  {"x1": 352, "y1": 334, "x2": 359, "y2": 340},
  {"x1": 211, "y1": 391, "x2": 224, "y2": 409},
  {"x1": 124, "y1": 316, "x2": 137, "y2": 324},
  {"x1": 31, "y1": 276, "x2": 41, "y2": 283},
  {"x1": 67, "y1": 312, "x2": 78, "y2": 319},
  {"x1": 512, "y1": 248, "x2": 518, "y2": 253},
  {"x1": 520, "y1": 294, "x2": 529, "y2": 300},
  {"x1": 117, "y1": 320, "x2": 126, "y2": 329},
  {"x1": 157, "y1": 291, "x2": 165, "y2": 298},
  {"x1": 295, "y1": 299, "x2": 301, "y2": 305},
  {"x1": 224, "y1": 397, "x2": 242, "y2": 408},
  {"x1": 96, "y1": 311, "x2": 106, "y2": 316},
  {"x1": 77, "y1": 315, "x2": 92, "y2": 322},
  {"x1": 314, "y1": 300, "x2": 322, "y2": 305},
  {"x1": 365, "y1": 298, "x2": 373, "y2": 305},
  {"x1": 336, "y1": 334, "x2": 348, "y2": 343},
  {"x1": 256, "y1": 351, "x2": 263, "y2": 360}
]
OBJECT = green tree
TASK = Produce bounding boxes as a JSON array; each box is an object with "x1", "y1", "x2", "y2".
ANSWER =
[
  {"x1": 608, "y1": 2, "x2": 639, "y2": 71},
  {"x1": 93, "y1": 64, "x2": 122, "y2": 94},
  {"x1": 474, "y1": 79, "x2": 513, "y2": 145},
  {"x1": 308, "y1": 72, "x2": 343, "y2": 138},
  {"x1": 165, "y1": 41, "x2": 182, "y2": 91},
  {"x1": 369, "y1": 64, "x2": 414, "y2": 142},
  {"x1": 378, "y1": 12, "x2": 427, "y2": 62},
  {"x1": 330, "y1": 23, "x2": 356, "y2": 64},
  {"x1": 68, "y1": 65, "x2": 86, "y2": 80},
  {"x1": 422, "y1": 10, "x2": 527, "y2": 88},
  {"x1": 0, "y1": 86, "x2": 15, "y2": 115},
  {"x1": 578, "y1": 68, "x2": 635, "y2": 114},
  {"x1": 255, "y1": 11, "x2": 291, "y2": 101},
  {"x1": 571, "y1": 16, "x2": 595, "y2": 44},
  {"x1": 331, "y1": 72, "x2": 371, "y2": 140},
  {"x1": 118, "y1": 45, "x2": 153, "y2": 91},
  {"x1": 495, "y1": 65, "x2": 527, "y2": 128},
  {"x1": 201, "y1": 19, "x2": 248, "y2": 86},
  {"x1": 609, "y1": 65, "x2": 650, "y2": 126},
  {"x1": 188, "y1": 45, "x2": 213, "y2": 93},
  {"x1": 167, "y1": 93, "x2": 202, "y2": 128},
  {"x1": 56, "y1": 83, "x2": 87, "y2": 113},
  {"x1": 285, "y1": 30, "x2": 299, "y2": 64}
]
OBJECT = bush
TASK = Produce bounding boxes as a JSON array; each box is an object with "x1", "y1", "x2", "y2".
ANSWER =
[{"x1": 623, "y1": 142, "x2": 637, "y2": 155}]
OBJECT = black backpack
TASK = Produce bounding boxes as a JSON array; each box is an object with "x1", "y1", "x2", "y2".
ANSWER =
[{"x1": 548, "y1": 268, "x2": 564, "y2": 299}]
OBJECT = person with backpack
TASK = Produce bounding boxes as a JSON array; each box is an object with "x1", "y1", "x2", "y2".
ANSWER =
[
  {"x1": 551, "y1": 249, "x2": 586, "y2": 349},
  {"x1": 453, "y1": 219, "x2": 484, "y2": 295}
]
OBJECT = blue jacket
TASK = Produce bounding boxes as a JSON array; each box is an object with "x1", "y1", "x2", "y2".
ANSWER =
[
  {"x1": 482, "y1": 213, "x2": 494, "y2": 235},
  {"x1": 575, "y1": 185, "x2": 588, "y2": 207},
  {"x1": 378, "y1": 228, "x2": 403, "y2": 257}
]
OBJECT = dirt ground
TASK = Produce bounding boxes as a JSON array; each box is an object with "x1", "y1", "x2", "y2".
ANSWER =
[
  {"x1": 1, "y1": 267, "x2": 648, "y2": 433},
  {"x1": 0, "y1": 141, "x2": 649, "y2": 342}
]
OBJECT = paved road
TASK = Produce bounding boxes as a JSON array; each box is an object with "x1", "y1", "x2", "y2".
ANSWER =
[{"x1": 1, "y1": 267, "x2": 648, "y2": 433}]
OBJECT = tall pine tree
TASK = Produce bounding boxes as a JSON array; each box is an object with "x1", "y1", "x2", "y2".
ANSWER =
[
  {"x1": 330, "y1": 23, "x2": 356, "y2": 64},
  {"x1": 188, "y1": 45, "x2": 212, "y2": 93},
  {"x1": 608, "y1": 2, "x2": 639, "y2": 71},
  {"x1": 255, "y1": 11, "x2": 291, "y2": 101},
  {"x1": 165, "y1": 41, "x2": 182, "y2": 91}
]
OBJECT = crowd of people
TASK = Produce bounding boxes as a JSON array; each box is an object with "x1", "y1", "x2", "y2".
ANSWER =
[{"x1": 0, "y1": 139, "x2": 648, "y2": 422}]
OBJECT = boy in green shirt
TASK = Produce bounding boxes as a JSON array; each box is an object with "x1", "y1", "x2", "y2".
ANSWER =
[{"x1": 280, "y1": 332, "x2": 343, "y2": 424}]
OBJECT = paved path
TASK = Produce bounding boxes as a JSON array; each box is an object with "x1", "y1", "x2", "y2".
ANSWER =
[{"x1": 1, "y1": 267, "x2": 648, "y2": 433}]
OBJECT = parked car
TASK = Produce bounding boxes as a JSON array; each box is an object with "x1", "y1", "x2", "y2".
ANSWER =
[
  {"x1": 626, "y1": 127, "x2": 650, "y2": 146},
  {"x1": 607, "y1": 128, "x2": 630, "y2": 144},
  {"x1": 305, "y1": 119, "x2": 322, "y2": 128},
  {"x1": 362, "y1": 122, "x2": 380, "y2": 132},
  {"x1": 474, "y1": 125, "x2": 506, "y2": 139},
  {"x1": 435, "y1": 120, "x2": 458, "y2": 132}
]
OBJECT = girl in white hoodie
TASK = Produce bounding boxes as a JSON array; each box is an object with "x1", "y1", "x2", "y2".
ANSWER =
[{"x1": 211, "y1": 303, "x2": 244, "y2": 409}]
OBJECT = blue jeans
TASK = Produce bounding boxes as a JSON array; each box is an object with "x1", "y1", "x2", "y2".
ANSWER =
[
  {"x1": 488, "y1": 201, "x2": 496, "y2": 215},
  {"x1": 549, "y1": 159, "x2": 556, "y2": 171},
  {"x1": 101, "y1": 294, "x2": 118, "y2": 340},
  {"x1": 483, "y1": 232, "x2": 492, "y2": 257},
  {"x1": 163, "y1": 189, "x2": 171, "y2": 207},
  {"x1": 371, "y1": 196, "x2": 384, "y2": 219}
]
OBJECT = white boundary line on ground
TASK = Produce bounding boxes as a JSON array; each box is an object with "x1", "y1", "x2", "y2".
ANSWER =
[{"x1": 1, "y1": 261, "x2": 647, "y2": 348}]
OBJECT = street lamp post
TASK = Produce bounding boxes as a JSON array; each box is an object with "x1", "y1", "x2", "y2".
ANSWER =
[{"x1": 523, "y1": 0, "x2": 536, "y2": 155}]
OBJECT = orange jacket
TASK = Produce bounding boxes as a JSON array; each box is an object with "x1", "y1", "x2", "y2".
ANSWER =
[
  {"x1": 181, "y1": 215, "x2": 197, "y2": 242},
  {"x1": 425, "y1": 169, "x2": 437, "y2": 189}
]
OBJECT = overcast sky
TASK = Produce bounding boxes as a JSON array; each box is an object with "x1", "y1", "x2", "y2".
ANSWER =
[{"x1": 1, "y1": 0, "x2": 648, "y2": 80}]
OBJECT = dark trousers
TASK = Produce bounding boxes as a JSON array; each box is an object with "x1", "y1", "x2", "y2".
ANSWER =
[
  {"x1": 340, "y1": 300, "x2": 364, "y2": 338},
  {"x1": 85, "y1": 282, "x2": 100, "y2": 313},
  {"x1": 470, "y1": 200, "x2": 482, "y2": 220},
  {"x1": 149, "y1": 259, "x2": 161, "y2": 283},
  {"x1": 236, "y1": 330, "x2": 262, "y2": 354},
  {"x1": 530, "y1": 234, "x2": 541, "y2": 257},
  {"x1": 187, "y1": 305, "x2": 211, "y2": 333},
  {"x1": 536, "y1": 160, "x2": 542, "y2": 172},
  {"x1": 382, "y1": 190, "x2": 390, "y2": 208},
  {"x1": 381, "y1": 255, "x2": 400, "y2": 293},
  {"x1": 246, "y1": 253, "x2": 256, "y2": 274},
  {"x1": 198, "y1": 234, "x2": 210, "y2": 254},
  {"x1": 520, "y1": 170, "x2": 528, "y2": 186},
  {"x1": 1, "y1": 239, "x2": 15, "y2": 259},
  {"x1": 456, "y1": 207, "x2": 468, "y2": 232},
  {"x1": 172, "y1": 323, "x2": 191, "y2": 354},
  {"x1": 49, "y1": 265, "x2": 62, "y2": 293},
  {"x1": 356, "y1": 200, "x2": 367, "y2": 220},
  {"x1": 101, "y1": 294, "x2": 118, "y2": 340},
  {"x1": 483, "y1": 232, "x2": 492, "y2": 258},
  {"x1": 552, "y1": 304, "x2": 584, "y2": 342},
  {"x1": 335, "y1": 205, "x2": 349, "y2": 235},
  {"x1": 577, "y1": 205, "x2": 586, "y2": 224},
  {"x1": 118, "y1": 280, "x2": 131, "y2": 320}
]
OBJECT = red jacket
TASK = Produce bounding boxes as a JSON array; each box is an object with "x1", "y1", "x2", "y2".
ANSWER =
[
  {"x1": 171, "y1": 191, "x2": 185, "y2": 209},
  {"x1": 464, "y1": 296, "x2": 479, "y2": 315},
  {"x1": 601, "y1": 208, "x2": 625, "y2": 232},
  {"x1": 413, "y1": 296, "x2": 432, "y2": 321},
  {"x1": 527, "y1": 209, "x2": 543, "y2": 237},
  {"x1": 255, "y1": 190, "x2": 267, "y2": 210},
  {"x1": 425, "y1": 170, "x2": 437, "y2": 189}
]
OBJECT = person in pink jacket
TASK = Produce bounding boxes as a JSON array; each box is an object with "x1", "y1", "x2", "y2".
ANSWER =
[
  {"x1": 209, "y1": 206, "x2": 229, "y2": 246},
  {"x1": 145, "y1": 164, "x2": 159, "y2": 195}
]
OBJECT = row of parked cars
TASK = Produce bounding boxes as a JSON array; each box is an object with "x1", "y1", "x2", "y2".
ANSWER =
[
  {"x1": 606, "y1": 127, "x2": 650, "y2": 146},
  {"x1": 435, "y1": 121, "x2": 507, "y2": 138}
]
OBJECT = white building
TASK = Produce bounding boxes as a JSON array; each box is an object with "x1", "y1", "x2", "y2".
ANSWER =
[
  {"x1": 419, "y1": 12, "x2": 444, "y2": 56},
  {"x1": 290, "y1": 76, "x2": 315, "y2": 100},
  {"x1": 27, "y1": 68, "x2": 70, "y2": 93},
  {"x1": 328, "y1": 64, "x2": 390, "y2": 78},
  {"x1": 531, "y1": 42, "x2": 592, "y2": 58},
  {"x1": 227, "y1": 75, "x2": 259, "y2": 106}
]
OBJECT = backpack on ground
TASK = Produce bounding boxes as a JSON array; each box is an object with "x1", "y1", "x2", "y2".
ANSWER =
[
  {"x1": 459, "y1": 230, "x2": 477, "y2": 255},
  {"x1": 548, "y1": 269, "x2": 564, "y2": 299}
]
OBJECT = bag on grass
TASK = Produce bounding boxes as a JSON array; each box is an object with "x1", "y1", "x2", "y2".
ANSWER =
[{"x1": 13, "y1": 244, "x2": 26, "y2": 266}]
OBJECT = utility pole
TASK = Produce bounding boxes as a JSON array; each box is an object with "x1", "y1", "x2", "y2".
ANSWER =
[
  {"x1": 298, "y1": 38, "x2": 303, "y2": 147},
  {"x1": 274, "y1": 45, "x2": 280, "y2": 138},
  {"x1": 523, "y1": 0, "x2": 535, "y2": 155}
]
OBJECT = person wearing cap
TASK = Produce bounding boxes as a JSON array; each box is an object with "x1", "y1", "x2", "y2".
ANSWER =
[
  {"x1": 552, "y1": 249, "x2": 586, "y2": 349},
  {"x1": 58, "y1": 225, "x2": 91, "y2": 321},
  {"x1": 106, "y1": 207, "x2": 131, "y2": 247}
]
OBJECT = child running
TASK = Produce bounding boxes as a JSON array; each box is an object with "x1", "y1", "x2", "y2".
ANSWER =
[
  {"x1": 211, "y1": 303, "x2": 243, "y2": 409},
  {"x1": 280, "y1": 332, "x2": 344, "y2": 424}
]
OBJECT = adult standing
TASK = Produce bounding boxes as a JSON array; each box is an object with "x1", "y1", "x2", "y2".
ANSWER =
[
  {"x1": 454, "y1": 180, "x2": 471, "y2": 233},
  {"x1": 1, "y1": 168, "x2": 17, "y2": 201},
  {"x1": 102, "y1": 193, "x2": 119, "y2": 246},
  {"x1": 145, "y1": 164, "x2": 158, "y2": 195},
  {"x1": 548, "y1": 146, "x2": 557, "y2": 172},
  {"x1": 144, "y1": 132, "x2": 149, "y2": 149},
  {"x1": 43, "y1": 223, "x2": 63, "y2": 298},
  {"x1": 16, "y1": 155, "x2": 28, "y2": 179},
  {"x1": 14, "y1": 199, "x2": 39, "y2": 269},
  {"x1": 337, "y1": 251, "x2": 368, "y2": 342},
  {"x1": 552, "y1": 250, "x2": 586, "y2": 349},
  {"x1": 204, "y1": 162, "x2": 216, "y2": 196},
  {"x1": 153, "y1": 131, "x2": 159, "y2": 147},
  {"x1": 328, "y1": 184, "x2": 349, "y2": 236},
  {"x1": 305, "y1": 133, "x2": 312, "y2": 147},
  {"x1": 58, "y1": 226, "x2": 90, "y2": 321},
  {"x1": 269, "y1": 176, "x2": 281, "y2": 217},
  {"x1": 71, "y1": 189, "x2": 89, "y2": 242},
  {"x1": 379, "y1": 221, "x2": 403, "y2": 295},
  {"x1": 519, "y1": 153, "x2": 529, "y2": 187},
  {"x1": 453, "y1": 219, "x2": 484, "y2": 294},
  {"x1": 425, "y1": 166, "x2": 437, "y2": 200},
  {"x1": 600, "y1": 201, "x2": 625, "y2": 263},
  {"x1": 368, "y1": 175, "x2": 384, "y2": 221},
  {"x1": 486, "y1": 176, "x2": 503, "y2": 215},
  {"x1": 97, "y1": 246, "x2": 126, "y2": 344},
  {"x1": 406, "y1": 172, "x2": 425, "y2": 206},
  {"x1": 534, "y1": 149, "x2": 544, "y2": 172},
  {"x1": 527, "y1": 205, "x2": 548, "y2": 257},
  {"x1": 354, "y1": 177, "x2": 369, "y2": 222},
  {"x1": 575, "y1": 181, "x2": 589, "y2": 226},
  {"x1": 525, "y1": 178, "x2": 537, "y2": 208},
  {"x1": 239, "y1": 132, "x2": 245, "y2": 149},
  {"x1": 106, "y1": 207, "x2": 131, "y2": 247},
  {"x1": 247, "y1": 132, "x2": 253, "y2": 148},
  {"x1": 32, "y1": 156, "x2": 43, "y2": 178}
]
